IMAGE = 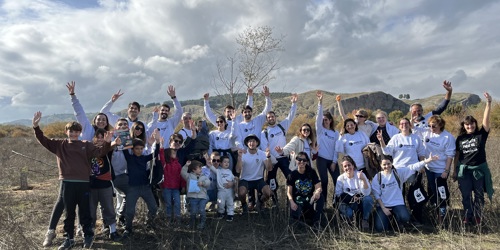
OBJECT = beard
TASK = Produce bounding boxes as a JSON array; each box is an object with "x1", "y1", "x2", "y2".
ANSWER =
[{"x1": 160, "y1": 113, "x2": 168, "y2": 120}]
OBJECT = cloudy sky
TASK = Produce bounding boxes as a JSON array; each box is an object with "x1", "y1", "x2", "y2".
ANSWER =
[{"x1": 1, "y1": 0, "x2": 499, "y2": 123}]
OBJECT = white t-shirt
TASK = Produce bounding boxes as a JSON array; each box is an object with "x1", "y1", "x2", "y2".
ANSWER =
[
  {"x1": 336, "y1": 131, "x2": 370, "y2": 169},
  {"x1": 240, "y1": 150, "x2": 268, "y2": 181}
]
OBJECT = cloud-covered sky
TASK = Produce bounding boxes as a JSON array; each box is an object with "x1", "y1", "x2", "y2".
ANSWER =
[{"x1": 1, "y1": 0, "x2": 499, "y2": 123}]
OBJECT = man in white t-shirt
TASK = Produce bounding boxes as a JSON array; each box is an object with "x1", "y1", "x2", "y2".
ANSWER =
[{"x1": 236, "y1": 134, "x2": 275, "y2": 214}]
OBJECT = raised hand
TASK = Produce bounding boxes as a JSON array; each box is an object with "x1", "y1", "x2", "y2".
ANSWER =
[
  {"x1": 160, "y1": 137, "x2": 165, "y2": 148},
  {"x1": 32, "y1": 111, "x2": 42, "y2": 127},
  {"x1": 291, "y1": 93, "x2": 298, "y2": 103},
  {"x1": 247, "y1": 88, "x2": 253, "y2": 96},
  {"x1": 274, "y1": 146, "x2": 284, "y2": 155},
  {"x1": 112, "y1": 137, "x2": 122, "y2": 147},
  {"x1": 376, "y1": 130, "x2": 383, "y2": 142},
  {"x1": 167, "y1": 85, "x2": 176, "y2": 98},
  {"x1": 104, "y1": 130, "x2": 114, "y2": 142},
  {"x1": 262, "y1": 86, "x2": 270, "y2": 97},
  {"x1": 484, "y1": 92, "x2": 492, "y2": 102},
  {"x1": 111, "y1": 89, "x2": 124, "y2": 102},
  {"x1": 265, "y1": 147, "x2": 271, "y2": 158},
  {"x1": 153, "y1": 106, "x2": 160, "y2": 114},
  {"x1": 424, "y1": 152, "x2": 439, "y2": 163},
  {"x1": 203, "y1": 93, "x2": 209, "y2": 100},
  {"x1": 336, "y1": 95, "x2": 341, "y2": 102},
  {"x1": 66, "y1": 81, "x2": 76, "y2": 95},
  {"x1": 316, "y1": 91, "x2": 323, "y2": 102},
  {"x1": 443, "y1": 80, "x2": 452, "y2": 92}
]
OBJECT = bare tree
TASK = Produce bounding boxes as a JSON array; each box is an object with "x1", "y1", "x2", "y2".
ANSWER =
[
  {"x1": 237, "y1": 26, "x2": 285, "y2": 90},
  {"x1": 212, "y1": 26, "x2": 285, "y2": 107},
  {"x1": 211, "y1": 55, "x2": 243, "y2": 107}
]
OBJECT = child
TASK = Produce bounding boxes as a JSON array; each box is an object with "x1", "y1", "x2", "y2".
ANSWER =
[
  {"x1": 208, "y1": 155, "x2": 235, "y2": 221},
  {"x1": 121, "y1": 132, "x2": 160, "y2": 238},
  {"x1": 181, "y1": 160, "x2": 211, "y2": 230},
  {"x1": 202, "y1": 152, "x2": 220, "y2": 211},
  {"x1": 32, "y1": 111, "x2": 115, "y2": 249}
]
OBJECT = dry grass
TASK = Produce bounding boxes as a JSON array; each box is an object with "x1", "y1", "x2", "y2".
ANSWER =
[{"x1": 1, "y1": 134, "x2": 500, "y2": 249}]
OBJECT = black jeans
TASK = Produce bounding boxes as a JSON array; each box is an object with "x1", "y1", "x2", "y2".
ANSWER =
[{"x1": 61, "y1": 181, "x2": 93, "y2": 238}]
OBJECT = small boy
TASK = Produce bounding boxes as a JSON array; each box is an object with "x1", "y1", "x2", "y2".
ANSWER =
[
  {"x1": 181, "y1": 160, "x2": 211, "y2": 230},
  {"x1": 207, "y1": 155, "x2": 235, "y2": 221},
  {"x1": 32, "y1": 111, "x2": 115, "y2": 249},
  {"x1": 201, "y1": 152, "x2": 219, "y2": 211},
  {"x1": 121, "y1": 133, "x2": 160, "y2": 238}
]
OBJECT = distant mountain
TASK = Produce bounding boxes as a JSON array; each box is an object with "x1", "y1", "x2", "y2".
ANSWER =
[{"x1": 3, "y1": 91, "x2": 481, "y2": 126}]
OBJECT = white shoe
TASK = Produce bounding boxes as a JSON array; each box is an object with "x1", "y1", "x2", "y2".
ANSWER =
[{"x1": 43, "y1": 229, "x2": 56, "y2": 247}]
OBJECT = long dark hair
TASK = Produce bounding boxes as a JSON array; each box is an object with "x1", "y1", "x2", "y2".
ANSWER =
[
  {"x1": 92, "y1": 112, "x2": 113, "y2": 131},
  {"x1": 217, "y1": 115, "x2": 228, "y2": 130},
  {"x1": 296, "y1": 123, "x2": 316, "y2": 147},
  {"x1": 130, "y1": 121, "x2": 146, "y2": 142},
  {"x1": 341, "y1": 118, "x2": 358, "y2": 135},
  {"x1": 323, "y1": 111, "x2": 335, "y2": 131},
  {"x1": 459, "y1": 115, "x2": 479, "y2": 136}
]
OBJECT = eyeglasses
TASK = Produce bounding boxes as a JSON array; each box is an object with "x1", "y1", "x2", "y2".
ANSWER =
[
  {"x1": 301, "y1": 128, "x2": 311, "y2": 132},
  {"x1": 173, "y1": 139, "x2": 182, "y2": 144},
  {"x1": 212, "y1": 159, "x2": 221, "y2": 163},
  {"x1": 295, "y1": 157, "x2": 307, "y2": 162},
  {"x1": 134, "y1": 127, "x2": 144, "y2": 130},
  {"x1": 355, "y1": 115, "x2": 365, "y2": 118},
  {"x1": 216, "y1": 120, "x2": 224, "y2": 124},
  {"x1": 117, "y1": 123, "x2": 127, "y2": 126}
]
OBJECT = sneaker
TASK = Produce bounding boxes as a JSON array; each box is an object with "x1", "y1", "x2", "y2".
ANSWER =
[
  {"x1": 217, "y1": 213, "x2": 224, "y2": 219},
  {"x1": 58, "y1": 238, "x2": 75, "y2": 250},
  {"x1": 226, "y1": 215, "x2": 234, "y2": 222},
  {"x1": 43, "y1": 229, "x2": 56, "y2": 247},
  {"x1": 361, "y1": 220, "x2": 369, "y2": 231},
  {"x1": 109, "y1": 231, "x2": 122, "y2": 241},
  {"x1": 83, "y1": 235, "x2": 93, "y2": 249},
  {"x1": 76, "y1": 225, "x2": 83, "y2": 238}
]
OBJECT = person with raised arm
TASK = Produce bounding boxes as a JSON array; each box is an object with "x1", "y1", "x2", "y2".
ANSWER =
[
  {"x1": 203, "y1": 88, "x2": 254, "y2": 129},
  {"x1": 411, "y1": 80, "x2": 453, "y2": 128},
  {"x1": 368, "y1": 110, "x2": 399, "y2": 145},
  {"x1": 336, "y1": 119, "x2": 370, "y2": 173},
  {"x1": 260, "y1": 93, "x2": 298, "y2": 207},
  {"x1": 453, "y1": 92, "x2": 493, "y2": 225},
  {"x1": 275, "y1": 123, "x2": 318, "y2": 172},
  {"x1": 315, "y1": 91, "x2": 340, "y2": 204},
  {"x1": 33, "y1": 111, "x2": 117, "y2": 249},
  {"x1": 372, "y1": 154, "x2": 439, "y2": 232},
  {"x1": 147, "y1": 85, "x2": 183, "y2": 148},
  {"x1": 231, "y1": 86, "x2": 273, "y2": 149}
]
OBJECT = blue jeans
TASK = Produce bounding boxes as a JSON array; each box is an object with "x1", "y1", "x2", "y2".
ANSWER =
[
  {"x1": 338, "y1": 195, "x2": 374, "y2": 221},
  {"x1": 189, "y1": 198, "x2": 208, "y2": 226},
  {"x1": 458, "y1": 169, "x2": 485, "y2": 219},
  {"x1": 316, "y1": 156, "x2": 340, "y2": 203},
  {"x1": 125, "y1": 185, "x2": 158, "y2": 231},
  {"x1": 162, "y1": 188, "x2": 181, "y2": 219},
  {"x1": 374, "y1": 205, "x2": 410, "y2": 232}
]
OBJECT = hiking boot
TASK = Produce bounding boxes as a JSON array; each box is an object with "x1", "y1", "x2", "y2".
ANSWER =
[
  {"x1": 58, "y1": 238, "x2": 75, "y2": 250},
  {"x1": 83, "y1": 235, "x2": 93, "y2": 249},
  {"x1": 226, "y1": 215, "x2": 234, "y2": 222},
  {"x1": 109, "y1": 231, "x2": 122, "y2": 241},
  {"x1": 361, "y1": 220, "x2": 369, "y2": 231},
  {"x1": 43, "y1": 229, "x2": 56, "y2": 247},
  {"x1": 217, "y1": 212, "x2": 224, "y2": 219}
]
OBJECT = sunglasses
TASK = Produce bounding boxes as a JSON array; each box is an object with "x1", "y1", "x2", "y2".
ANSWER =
[
  {"x1": 301, "y1": 128, "x2": 311, "y2": 132},
  {"x1": 212, "y1": 159, "x2": 221, "y2": 163},
  {"x1": 295, "y1": 157, "x2": 307, "y2": 162},
  {"x1": 117, "y1": 123, "x2": 127, "y2": 126},
  {"x1": 134, "y1": 126, "x2": 144, "y2": 130},
  {"x1": 355, "y1": 115, "x2": 365, "y2": 118},
  {"x1": 216, "y1": 120, "x2": 224, "y2": 124},
  {"x1": 173, "y1": 139, "x2": 182, "y2": 144}
]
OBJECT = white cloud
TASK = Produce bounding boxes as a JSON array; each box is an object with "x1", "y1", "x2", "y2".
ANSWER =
[{"x1": 1, "y1": 0, "x2": 500, "y2": 123}]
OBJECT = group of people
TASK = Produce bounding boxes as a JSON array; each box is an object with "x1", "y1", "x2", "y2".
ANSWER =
[{"x1": 33, "y1": 80, "x2": 494, "y2": 249}]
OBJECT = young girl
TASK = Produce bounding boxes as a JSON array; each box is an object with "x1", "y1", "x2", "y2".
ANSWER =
[{"x1": 181, "y1": 160, "x2": 211, "y2": 230}]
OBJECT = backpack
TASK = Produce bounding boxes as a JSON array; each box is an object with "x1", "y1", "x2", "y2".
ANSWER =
[
  {"x1": 264, "y1": 124, "x2": 286, "y2": 141},
  {"x1": 362, "y1": 143, "x2": 384, "y2": 180},
  {"x1": 407, "y1": 173, "x2": 428, "y2": 207}
]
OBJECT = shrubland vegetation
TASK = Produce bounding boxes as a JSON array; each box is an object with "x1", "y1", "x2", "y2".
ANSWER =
[{"x1": 0, "y1": 100, "x2": 499, "y2": 249}]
